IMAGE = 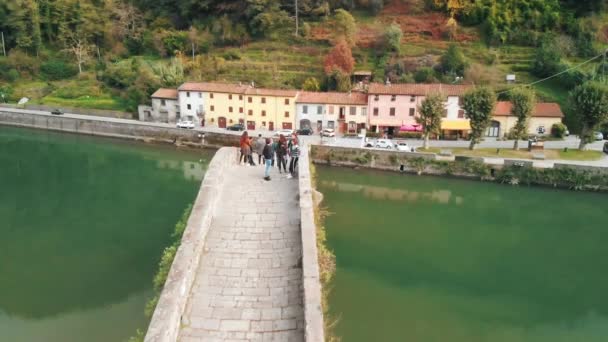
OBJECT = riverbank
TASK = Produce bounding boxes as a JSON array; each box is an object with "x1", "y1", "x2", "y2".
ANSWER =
[{"x1": 310, "y1": 145, "x2": 608, "y2": 192}]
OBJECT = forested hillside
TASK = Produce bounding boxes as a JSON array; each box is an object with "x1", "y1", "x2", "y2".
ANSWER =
[{"x1": 1, "y1": 0, "x2": 607, "y2": 129}]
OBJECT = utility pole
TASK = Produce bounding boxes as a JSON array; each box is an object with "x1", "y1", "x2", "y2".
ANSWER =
[
  {"x1": 295, "y1": 0, "x2": 299, "y2": 37},
  {"x1": 1, "y1": 32, "x2": 6, "y2": 57}
]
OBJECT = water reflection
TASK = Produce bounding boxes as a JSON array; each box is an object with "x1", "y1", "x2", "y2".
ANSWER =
[
  {"x1": 321, "y1": 180, "x2": 464, "y2": 205},
  {"x1": 0, "y1": 126, "x2": 210, "y2": 342}
]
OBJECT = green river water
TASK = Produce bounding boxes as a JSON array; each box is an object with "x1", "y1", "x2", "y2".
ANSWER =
[
  {"x1": 317, "y1": 165, "x2": 608, "y2": 342},
  {"x1": 0, "y1": 126, "x2": 213, "y2": 342}
]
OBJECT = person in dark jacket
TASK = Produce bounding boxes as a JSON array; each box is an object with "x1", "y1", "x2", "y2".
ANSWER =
[
  {"x1": 262, "y1": 138, "x2": 273, "y2": 181},
  {"x1": 276, "y1": 134, "x2": 288, "y2": 173}
]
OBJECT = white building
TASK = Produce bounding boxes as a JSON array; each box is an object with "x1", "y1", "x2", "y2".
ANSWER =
[
  {"x1": 296, "y1": 91, "x2": 368, "y2": 134},
  {"x1": 138, "y1": 88, "x2": 180, "y2": 123},
  {"x1": 177, "y1": 82, "x2": 206, "y2": 122}
]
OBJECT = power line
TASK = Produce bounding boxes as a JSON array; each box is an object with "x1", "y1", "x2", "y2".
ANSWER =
[{"x1": 497, "y1": 49, "x2": 608, "y2": 95}]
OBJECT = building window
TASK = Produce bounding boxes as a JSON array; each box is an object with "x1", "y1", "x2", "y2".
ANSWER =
[
  {"x1": 210, "y1": 93, "x2": 213, "y2": 99},
  {"x1": 262, "y1": 110, "x2": 266, "y2": 116},
  {"x1": 328, "y1": 121, "x2": 335, "y2": 129},
  {"x1": 374, "y1": 95, "x2": 379, "y2": 101},
  {"x1": 229, "y1": 107, "x2": 233, "y2": 113},
  {"x1": 317, "y1": 106, "x2": 322, "y2": 114},
  {"x1": 285, "y1": 111, "x2": 289, "y2": 118},
  {"x1": 248, "y1": 110, "x2": 253, "y2": 116},
  {"x1": 391, "y1": 95, "x2": 396, "y2": 102},
  {"x1": 187, "y1": 92, "x2": 190, "y2": 97},
  {"x1": 229, "y1": 94, "x2": 232, "y2": 100},
  {"x1": 261, "y1": 97, "x2": 266, "y2": 104},
  {"x1": 329, "y1": 106, "x2": 334, "y2": 114},
  {"x1": 187, "y1": 104, "x2": 192, "y2": 110},
  {"x1": 458, "y1": 110, "x2": 465, "y2": 118},
  {"x1": 239, "y1": 107, "x2": 243, "y2": 113},
  {"x1": 210, "y1": 105, "x2": 214, "y2": 111},
  {"x1": 285, "y1": 99, "x2": 290, "y2": 105},
  {"x1": 248, "y1": 97, "x2": 252, "y2": 103},
  {"x1": 390, "y1": 108, "x2": 395, "y2": 116},
  {"x1": 239, "y1": 95, "x2": 243, "y2": 100},
  {"x1": 373, "y1": 108, "x2": 379, "y2": 116},
  {"x1": 349, "y1": 107, "x2": 356, "y2": 115},
  {"x1": 409, "y1": 108, "x2": 415, "y2": 116},
  {"x1": 161, "y1": 99, "x2": 166, "y2": 106},
  {"x1": 303, "y1": 105, "x2": 308, "y2": 114},
  {"x1": 262, "y1": 121, "x2": 266, "y2": 127},
  {"x1": 198, "y1": 93, "x2": 202, "y2": 98},
  {"x1": 362, "y1": 107, "x2": 367, "y2": 116},
  {"x1": 410, "y1": 96, "x2": 416, "y2": 102},
  {"x1": 442, "y1": 110, "x2": 448, "y2": 118}
]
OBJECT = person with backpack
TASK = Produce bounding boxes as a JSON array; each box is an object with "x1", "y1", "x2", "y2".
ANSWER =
[
  {"x1": 254, "y1": 134, "x2": 266, "y2": 165},
  {"x1": 262, "y1": 138, "x2": 273, "y2": 181}
]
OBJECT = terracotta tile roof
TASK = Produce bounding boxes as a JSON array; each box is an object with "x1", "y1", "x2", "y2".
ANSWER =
[
  {"x1": 244, "y1": 87, "x2": 298, "y2": 97},
  {"x1": 495, "y1": 101, "x2": 563, "y2": 118},
  {"x1": 151, "y1": 88, "x2": 178, "y2": 99},
  {"x1": 368, "y1": 83, "x2": 470, "y2": 96},
  {"x1": 296, "y1": 91, "x2": 368, "y2": 105},
  {"x1": 178, "y1": 82, "x2": 249, "y2": 94}
]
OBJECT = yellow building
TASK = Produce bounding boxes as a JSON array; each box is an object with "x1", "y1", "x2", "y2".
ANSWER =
[
  {"x1": 243, "y1": 88, "x2": 299, "y2": 131},
  {"x1": 490, "y1": 102, "x2": 564, "y2": 137}
]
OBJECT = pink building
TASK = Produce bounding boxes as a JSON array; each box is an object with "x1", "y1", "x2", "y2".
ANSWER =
[{"x1": 367, "y1": 83, "x2": 470, "y2": 135}]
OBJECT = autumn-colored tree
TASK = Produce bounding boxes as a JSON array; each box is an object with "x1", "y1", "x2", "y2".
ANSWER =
[{"x1": 323, "y1": 40, "x2": 354, "y2": 75}]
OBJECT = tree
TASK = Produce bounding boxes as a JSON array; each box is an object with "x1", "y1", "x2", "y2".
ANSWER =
[
  {"x1": 570, "y1": 82, "x2": 608, "y2": 149},
  {"x1": 302, "y1": 77, "x2": 320, "y2": 91},
  {"x1": 509, "y1": 88, "x2": 536, "y2": 149},
  {"x1": 324, "y1": 40, "x2": 355, "y2": 75},
  {"x1": 417, "y1": 93, "x2": 444, "y2": 149},
  {"x1": 383, "y1": 23, "x2": 402, "y2": 53},
  {"x1": 532, "y1": 35, "x2": 562, "y2": 78},
  {"x1": 440, "y1": 44, "x2": 467, "y2": 76},
  {"x1": 462, "y1": 87, "x2": 496, "y2": 150},
  {"x1": 332, "y1": 9, "x2": 356, "y2": 47}
]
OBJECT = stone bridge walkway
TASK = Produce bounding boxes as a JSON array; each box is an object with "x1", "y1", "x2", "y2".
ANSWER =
[{"x1": 178, "y1": 163, "x2": 304, "y2": 342}]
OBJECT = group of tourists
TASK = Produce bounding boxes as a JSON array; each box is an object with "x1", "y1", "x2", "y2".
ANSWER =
[{"x1": 239, "y1": 131, "x2": 300, "y2": 181}]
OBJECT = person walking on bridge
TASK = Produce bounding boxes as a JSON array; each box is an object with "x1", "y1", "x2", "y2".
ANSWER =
[
  {"x1": 263, "y1": 138, "x2": 273, "y2": 181},
  {"x1": 287, "y1": 134, "x2": 300, "y2": 179},
  {"x1": 276, "y1": 134, "x2": 288, "y2": 174},
  {"x1": 254, "y1": 134, "x2": 266, "y2": 165}
]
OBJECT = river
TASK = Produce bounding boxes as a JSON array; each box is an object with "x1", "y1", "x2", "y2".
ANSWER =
[
  {"x1": 316, "y1": 165, "x2": 608, "y2": 342},
  {"x1": 0, "y1": 126, "x2": 213, "y2": 342}
]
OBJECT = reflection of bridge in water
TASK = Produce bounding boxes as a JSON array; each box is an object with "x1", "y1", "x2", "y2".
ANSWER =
[
  {"x1": 320, "y1": 180, "x2": 464, "y2": 205},
  {"x1": 156, "y1": 160, "x2": 207, "y2": 181}
]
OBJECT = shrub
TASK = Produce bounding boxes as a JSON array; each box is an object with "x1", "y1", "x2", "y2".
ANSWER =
[
  {"x1": 551, "y1": 123, "x2": 567, "y2": 138},
  {"x1": 222, "y1": 50, "x2": 241, "y2": 60},
  {"x1": 414, "y1": 67, "x2": 436, "y2": 83},
  {"x1": 440, "y1": 44, "x2": 468, "y2": 76},
  {"x1": 366, "y1": 132, "x2": 382, "y2": 138},
  {"x1": 40, "y1": 60, "x2": 79, "y2": 80},
  {"x1": 394, "y1": 132, "x2": 422, "y2": 139},
  {"x1": 6, "y1": 69, "x2": 19, "y2": 82}
]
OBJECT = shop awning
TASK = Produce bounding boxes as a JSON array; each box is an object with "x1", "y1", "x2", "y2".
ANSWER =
[{"x1": 441, "y1": 120, "x2": 471, "y2": 130}]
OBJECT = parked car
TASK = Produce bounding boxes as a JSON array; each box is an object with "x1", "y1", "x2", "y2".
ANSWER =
[
  {"x1": 274, "y1": 129, "x2": 294, "y2": 137},
  {"x1": 594, "y1": 131, "x2": 604, "y2": 141},
  {"x1": 375, "y1": 139, "x2": 395, "y2": 149},
  {"x1": 604, "y1": 142, "x2": 608, "y2": 154},
  {"x1": 296, "y1": 128, "x2": 313, "y2": 135},
  {"x1": 226, "y1": 123, "x2": 245, "y2": 131},
  {"x1": 176, "y1": 119, "x2": 195, "y2": 129},
  {"x1": 50, "y1": 109, "x2": 63, "y2": 115},
  {"x1": 321, "y1": 128, "x2": 335, "y2": 137},
  {"x1": 396, "y1": 142, "x2": 412, "y2": 152}
]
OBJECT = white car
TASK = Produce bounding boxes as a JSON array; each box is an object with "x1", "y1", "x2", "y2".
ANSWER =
[
  {"x1": 176, "y1": 120, "x2": 195, "y2": 129},
  {"x1": 594, "y1": 132, "x2": 604, "y2": 141},
  {"x1": 396, "y1": 142, "x2": 412, "y2": 151},
  {"x1": 321, "y1": 128, "x2": 335, "y2": 137},
  {"x1": 375, "y1": 139, "x2": 395, "y2": 149},
  {"x1": 274, "y1": 129, "x2": 294, "y2": 137}
]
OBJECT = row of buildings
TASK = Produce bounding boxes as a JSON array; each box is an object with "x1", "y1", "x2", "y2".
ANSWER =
[{"x1": 139, "y1": 82, "x2": 564, "y2": 138}]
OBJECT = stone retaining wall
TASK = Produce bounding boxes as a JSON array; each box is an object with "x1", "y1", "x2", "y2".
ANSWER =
[
  {"x1": 0, "y1": 110, "x2": 240, "y2": 148},
  {"x1": 145, "y1": 147, "x2": 236, "y2": 342},
  {"x1": 0, "y1": 103, "x2": 133, "y2": 119},
  {"x1": 298, "y1": 145, "x2": 326, "y2": 342}
]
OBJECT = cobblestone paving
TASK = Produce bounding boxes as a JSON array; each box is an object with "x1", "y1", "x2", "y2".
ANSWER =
[{"x1": 178, "y1": 163, "x2": 304, "y2": 342}]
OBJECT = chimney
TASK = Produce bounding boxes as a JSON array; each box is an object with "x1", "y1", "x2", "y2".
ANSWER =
[{"x1": 385, "y1": 78, "x2": 391, "y2": 86}]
